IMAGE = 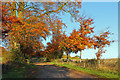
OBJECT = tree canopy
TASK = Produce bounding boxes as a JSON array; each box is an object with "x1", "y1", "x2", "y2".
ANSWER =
[{"x1": 1, "y1": 1, "x2": 114, "y2": 61}]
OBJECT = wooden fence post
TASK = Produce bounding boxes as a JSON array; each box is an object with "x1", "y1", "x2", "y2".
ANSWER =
[{"x1": 84, "y1": 63, "x2": 85, "y2": 68}]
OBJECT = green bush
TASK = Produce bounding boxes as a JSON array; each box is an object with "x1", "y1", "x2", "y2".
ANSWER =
[
  {"x1": 2, "y1": 51, "x2": 14, "y2": 64},
  {"x1": 2, "y1": 48, "x2": 27, "y2": 65}
]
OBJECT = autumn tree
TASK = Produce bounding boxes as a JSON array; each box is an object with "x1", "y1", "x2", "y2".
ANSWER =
[
  {"x1": 0, "y1": 46, "x2": 7, "y2": 57},
  {"x1": 59, "y1": 35, "x2": 73, "y2": 61},
  {"x1": 93, "y1": 30, "x2": 114, "y2": 67},
  {"x1": 58, "y1": 17, "x2": 95, "y2": 61},
  {"x1": 2, "y1": 1, "x2": 82, "y2": 58},
  {"x1": 44, "y1": 41, "x2": 63, "y2": 61},
  {"x1": 69, "y1": 18, "x2": 95, "y2": 62},
  {"x1": 44, "y1": 25, "x2": 65, "y2": 61}
]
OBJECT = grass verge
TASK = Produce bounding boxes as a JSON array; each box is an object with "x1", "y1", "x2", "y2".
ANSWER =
[
  {"x1": 49, "y1": 62, "x2": 118, "y2": 78},
  {"x1": 2, "y1": 63, "x2": 37, "y2": 78}
]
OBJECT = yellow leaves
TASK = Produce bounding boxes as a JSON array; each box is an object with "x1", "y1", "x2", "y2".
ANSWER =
[
  {"x1": 41, "y1": 33, "x2": 46, "y2": 40},
  {"x1": 44, "y1": 28, "x2": 49, "y2": 33},
  {"x1": 49, "y1": 2, "x2": 54, "y2": 5},
  {"x1": 33, "y1": 47, "x2": 36, "y2": 50},
  {"x1": 58, "y1": 46, "x2": 60, "y2": 48},
  {"x1": 22, "y1": 25, "x2": 26, "y2": 28},
  {"x1": 78, "y1": 45, "x2": 81, "y2": 49},
  {"x1": 76, "y1": 0, "x2": 82, "y2": 4},
  {"x1": 75, "y1": 10, "x2": 79, "y2": 13},
  {"x1": 88, "y1": 22, "x2": 91, "y2": 25}
]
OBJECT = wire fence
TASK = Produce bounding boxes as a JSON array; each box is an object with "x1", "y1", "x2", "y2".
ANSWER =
[{"x1": 53, "y1": 58, "x2": 118, "y2": 73}]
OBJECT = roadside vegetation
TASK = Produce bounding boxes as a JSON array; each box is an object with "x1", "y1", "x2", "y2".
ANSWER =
[
  {"x1": 2, "y1": 63, "x2": 36, "y2": 78},
  {"x1": 2, "y1": 48, "x2": 37, "y2": 78},
  {"x1": 49, "y1": 58, "x2": 118, "y2": 78},
  {"x1": 1, "y1": 1, "x2": 118, "y2": 79}
]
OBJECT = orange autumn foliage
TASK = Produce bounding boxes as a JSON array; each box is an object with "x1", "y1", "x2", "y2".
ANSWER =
[
  {"x1": 2, "y1": 2, "x2": 82, "y2": 56},
  {"x1": 93, "y1": 30, "x2": 114, "y2": 60},
  {"x1": 68, "y1": 18, "x2": 95, "y2": 53}
]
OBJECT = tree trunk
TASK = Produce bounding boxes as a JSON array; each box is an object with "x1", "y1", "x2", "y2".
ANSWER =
[
  {"x1": 54, "y1": 55, "x2": 55, "y2": 60},
  {"x1": 80, "y1": 51, "x2": 82, "y2": 62},
  {"x1": 97, "y1": 59, "x2": 100, "y2": 68},
  {"x1": 97, "y1": 47, "x2": 101, "y2": 68},
  {"x1": 66, "y1": 52, "x2": 69, "y2": 62}
]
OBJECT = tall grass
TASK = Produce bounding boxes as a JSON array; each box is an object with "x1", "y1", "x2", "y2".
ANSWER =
[{"x1": 49, "y1": 59, "x2": 118, "y2": 78}]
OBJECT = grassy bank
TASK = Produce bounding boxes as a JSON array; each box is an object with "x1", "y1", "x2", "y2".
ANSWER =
[
  {"x1": 2, "y1": 63, "x2": 37, "y2": 79},
  {"x1": 49, "y1": 62, "x2": 118, "y2": 78}
]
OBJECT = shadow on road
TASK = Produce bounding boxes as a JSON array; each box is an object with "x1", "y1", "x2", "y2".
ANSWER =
[
  {"x1": 32, "y1": 63, "x2": 70, "y2": 78},
  {"x1": 31, "y1": 62, "x2": 97, "y2": 79}
]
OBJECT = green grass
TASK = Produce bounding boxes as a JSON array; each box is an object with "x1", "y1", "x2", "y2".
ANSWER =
[
  {"x1": 2, "y1": 63, "x2": 36, "y2": 78},
  {"x1": 49, "y1": 62, "x2": 119, "y2": 78},
  {"x1": 0, "y1": 57, "x2": 2, "y2": 61}
]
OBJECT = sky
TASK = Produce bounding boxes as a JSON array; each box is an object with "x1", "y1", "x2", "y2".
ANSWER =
[{"x1": 43, "y1": 2, "x2": 118, "y2": 59}]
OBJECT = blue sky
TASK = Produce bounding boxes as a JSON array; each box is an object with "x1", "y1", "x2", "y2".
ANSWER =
[{"x1": 43, "y1": 2, "x2": 118, "y2": 59}]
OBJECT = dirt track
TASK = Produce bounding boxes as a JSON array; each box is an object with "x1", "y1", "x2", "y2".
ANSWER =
[{"x1": 31, "y1": 62, "x2": 97, "y2": 78}]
